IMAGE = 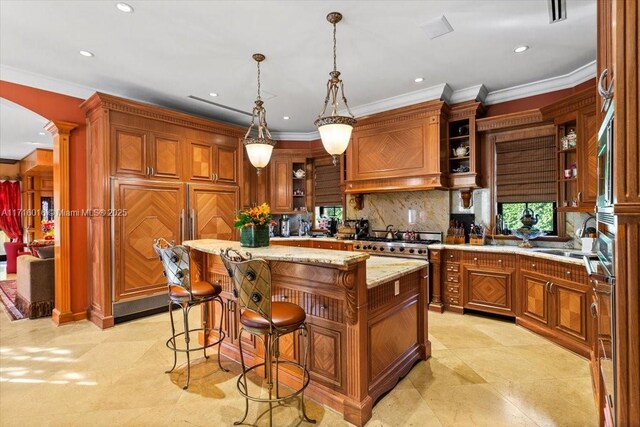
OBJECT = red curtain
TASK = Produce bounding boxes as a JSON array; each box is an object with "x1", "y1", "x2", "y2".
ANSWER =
[{"x1": 0, "y1": 181, "x2": 23, "y2": 241}]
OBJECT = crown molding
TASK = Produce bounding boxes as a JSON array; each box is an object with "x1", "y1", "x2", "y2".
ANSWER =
[
  {"x1": 3, "y1": 61, "x2": 596, "y2": 139},
  {"x1": 483, "y1": 60, "x2": 596, "y2": 105},
  {"x1": 0, "y1": 64, "x2": 95, "y2": 99},
  {"x1": 270, "y1": 130, "x2": 320, "y2": 141},
  {"x1": 340, "y1": 83, "x2": 447, "y2": 118}
]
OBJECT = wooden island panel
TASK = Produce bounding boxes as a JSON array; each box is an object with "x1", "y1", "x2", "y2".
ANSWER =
[{"x1": 187, "y1": 242, "x2": 429, "y2": 427}]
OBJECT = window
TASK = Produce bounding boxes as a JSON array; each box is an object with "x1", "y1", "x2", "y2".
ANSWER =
[
  {"x1": 498, "y1": 202, "x2": 557, "y2": 235},
  {"x1": 315, "y1": 206, "x2": 343, "y2": 229},
  {"x1": 495, "y1": 135, "x2": 558, "y2": 235}
]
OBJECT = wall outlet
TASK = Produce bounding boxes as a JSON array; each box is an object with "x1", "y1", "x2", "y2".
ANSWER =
[{"x1": 394, "y1": 280, "x2": 400, "y2": 296}]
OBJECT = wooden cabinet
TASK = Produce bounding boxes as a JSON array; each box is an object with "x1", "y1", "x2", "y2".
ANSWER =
[
  {"x1": 460, "y1": 251, "x2": 516, "y2": 316},
  {"x1": 82, "y1": 92, "x2": 244, "y2": 328},
  {"x1": 186, "y1": 137, "x2": 238, "y2": 185},
  {"x1": 187, "y1": 184, "x2": 238, "y2": 241},
  {"x1": 463, "y1": 268, "x2": 514, "y2": 316},
  {"x1": 269, "y1": 155, "x2": 309, "y2": 214},
  {"x1": 270, "y1": 239, "x2": 311, "y2": 248},
  {"x1": 517, "y1": 256, "x2": 592, "y2": 357},
  {"x1": 345, "y1": 100, "x2": 447, "y2": 193},
  {"x1": 541, "y1": 88, "x2": 598, "y2": 212},
  {"x1": 111, "y1": 124, "x2": 182, "y2": 180},
  {"x1": 519, "y1": 271, "x2": 551, "y2": 327},
  {"x1": 447, "y1": 101, "x2": 484, "y2": 189},
  {"x1": 113, "y1": 180, "x2": 185, "y2": 302},
  {"x1": 442, "y1": 250, "x2": 462, "y2": 311},
  {"x1": 270, "y1": 156, "x2": 293, "y2": 213},
  {"x1": 596, "y1": 0, "x2": 614, "y2": 124}
]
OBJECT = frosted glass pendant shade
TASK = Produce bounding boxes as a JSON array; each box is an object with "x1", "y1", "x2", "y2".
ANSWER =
[{"x1": 244, "y1": 138, "x2": 275, "y2": 174}]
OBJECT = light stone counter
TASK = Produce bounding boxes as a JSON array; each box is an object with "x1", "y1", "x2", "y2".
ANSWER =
[
  {"x1": 183, "y1": 239, "x2": 368, "y2": 267},
  {"x1": 366, "y1": 256, "x2": 428, "y2": 289},
  {"x1": 270, "y1": 236, "x2": 354, "y2": 243},
  {"x1": 426, "y1": 243, "x2": 593, "y2": 266}
]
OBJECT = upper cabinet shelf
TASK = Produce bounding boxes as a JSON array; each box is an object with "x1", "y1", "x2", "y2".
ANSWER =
[{"x1": 446, "y1": 101, "x2": 485, "y2": 189}]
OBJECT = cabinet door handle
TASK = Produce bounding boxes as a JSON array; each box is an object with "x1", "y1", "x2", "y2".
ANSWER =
[
  {"x1": 280, "y1": 295, "x2": 289, "y2": 301},
  {"x1": 190, "y1": 209, "x2": 196, "y2": 239},
  {"x1": 473, "y1": 257, "x2": 478, "y2": 262},
  {"x1": 566, "y1": 270, "x2": 571, "y2": 276},
  {"x1": 549, "y1": 283, "x2": 555, "y2": 293},
  {"x1": 450, "y1": 254, "x2": 454, "y2": 259},
  {"x1": 498, "y1": 259, "x2": 503, "y2": 264},
  {"x1": 531, "y1": 263, "x2": 536, "y2": 269},
  {"x1": 319, "y1": 304, "x2": 326, "y2": 310},
  {"x1": 151, "y1": 167, "x2": 154, "y2": 176},
  {"x1": 590, "y1": 302, "x2": 598, "y2": 318},
  {"x1": 545, "y1": 281, "x2": 550, "y2": 293},
  {"x1": 577, "y1": 191, "x2": 582, "y2": 202},
  {"x1": 180, "y1": 209, "x2": 184, "y2": 242},
  {"x1": 145, "y1": 166, "x2": 150, "y2": 176}
]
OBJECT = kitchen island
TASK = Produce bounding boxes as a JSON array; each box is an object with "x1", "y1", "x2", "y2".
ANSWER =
[{"x1": 183, "y1": 239, "x2": 430, "y2": 426}]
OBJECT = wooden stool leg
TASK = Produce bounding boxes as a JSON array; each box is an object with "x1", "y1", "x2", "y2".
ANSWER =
[{"x1": 300, "y1": 324, "x2": 316, "y2": 424}]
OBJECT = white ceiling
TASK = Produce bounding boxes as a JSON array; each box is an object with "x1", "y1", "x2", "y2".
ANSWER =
[
  {"x1": 0, "y1": 98, "x2": 52, "y2": 160},
  {"x1": 0, "y1": 1, "x2": 596, "y2": 136}
]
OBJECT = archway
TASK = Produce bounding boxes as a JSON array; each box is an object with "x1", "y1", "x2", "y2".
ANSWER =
[{"x1": 0, "y1": 80, "x2": 88, "y2": 325}]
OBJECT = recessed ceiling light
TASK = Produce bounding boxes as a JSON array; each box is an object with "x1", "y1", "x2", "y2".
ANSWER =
[
  {"x1": 38, "y1": 132, "x2": 46, "y2": 136},
  {"x1": 283, "y1": 116, "x2": 290, "y2": 120},
  {"x1": 209, "y1": 92, "x2": 218, "y2": 97},
  {"x1": 414, "y1": 77, "x2": 424, "y2": 83},
  {"x1": 514, "y1": 45, "x2": 529, "y2": 53},
  {"x1": 116, "y1": 2, "x2": 134, "y2": 13},
  {"x1": 79, "y1": 50, "x2": 94, "y2": 57},
  {"x1": 27, "y1": 141, "x2": 41, "y2": 145}
]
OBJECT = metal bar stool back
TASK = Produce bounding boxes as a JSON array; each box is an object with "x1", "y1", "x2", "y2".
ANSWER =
[
  {"x1": 153, "y1": 238, "x2": 228, "y2": 389},
  {"x1": 220, "y1": 248, "x2": 315, "y2": 426}
]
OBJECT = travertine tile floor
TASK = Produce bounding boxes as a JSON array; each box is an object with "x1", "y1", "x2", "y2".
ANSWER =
[{"x1": 0, "y1": 304, "x2": 597, "y2": 427}]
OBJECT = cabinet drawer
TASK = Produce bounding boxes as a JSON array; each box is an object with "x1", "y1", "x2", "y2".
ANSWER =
[
  {"x1": 445, "y1": 251, "x2": 460, "y2": 262},
  {"x1": 520, "y1": 256, "x2": 589, "y2": 284},
  {"x1": 462, "y1": 251, "x2": 516, "y2": 268},
  {"x1": 444, "y1": 284, "x2": 460, "y2": 294},
  {"x1": 445, "y1": 262, "x2": 459, "y2": 273},
  {"x1": 312, "y1": 240, "x2": 344, "y2": 250},
  {"x1": 444, "y1": 294, "x2": 461, "y2": 306},
  {"x1": 445, "y1": 273, "x2": 459, "y2": 283}
]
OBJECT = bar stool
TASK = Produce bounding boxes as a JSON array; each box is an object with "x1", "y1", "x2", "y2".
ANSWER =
[
  {"x1": 220, "y1": 248, "x2": 315, "y2": 426},
  {"x1": 153, "y1": 238, "x2": 228, "y2": 389}
]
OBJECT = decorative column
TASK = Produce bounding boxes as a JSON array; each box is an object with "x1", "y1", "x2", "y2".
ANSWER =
[{"x1": 45, "y1": 121, "x2": 77, "y2": 325}]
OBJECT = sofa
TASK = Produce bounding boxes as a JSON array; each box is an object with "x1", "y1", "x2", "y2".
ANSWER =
[{"x1": 15, "y1": 254, "x2": 54, "y2": 319}]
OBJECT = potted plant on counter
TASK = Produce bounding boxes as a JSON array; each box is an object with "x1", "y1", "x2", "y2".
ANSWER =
[{"x1": 234, "y1": 203, "x2": 274, "y2": 247}]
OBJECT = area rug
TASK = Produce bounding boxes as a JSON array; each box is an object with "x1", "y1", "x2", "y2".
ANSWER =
[{"x1": 0, "y1": 279, "x2": 25, "y2": 321}]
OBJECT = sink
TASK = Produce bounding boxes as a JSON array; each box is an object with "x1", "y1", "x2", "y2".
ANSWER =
[{"x1": 534, "y1": 249, "x2": 597, "y2": 259}]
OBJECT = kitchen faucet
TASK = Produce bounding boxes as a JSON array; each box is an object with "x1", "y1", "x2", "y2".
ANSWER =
[
  {"x1": 580, "y1": 214, "x2": 597, "y2": 237},
  {"x1": 580, "y1": 214, "x2": 596, "y2": 237}
]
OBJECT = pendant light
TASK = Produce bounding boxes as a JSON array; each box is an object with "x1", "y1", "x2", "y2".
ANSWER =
[
  {"x1": 314, "y1": 12, "x2": 356, "y2": 166},
  {"x1": 243, "y1": 53, "x2": 276, "y2": 175}
]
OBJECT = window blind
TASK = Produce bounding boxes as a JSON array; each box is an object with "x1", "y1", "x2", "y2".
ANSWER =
[
  {"x1": 314, "y1": 164, "x2": 342, "y2": 206},
  {"x1": 495, "y1": 136, "x2": 557, "y2": 203}
]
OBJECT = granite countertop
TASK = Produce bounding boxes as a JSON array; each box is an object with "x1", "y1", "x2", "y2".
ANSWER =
[
  {"x1": 366, "y1": 256, "x2": 428, "y2": 289},
  {"x1": 270, "y1": 236, "x2": 354, "y2": 243},
  {"x1": 183, "y1": 239, "x2": 368, "y2": 267},
  {"x1": 426, "y1": 243, "x2": 593, "y2": 266}
]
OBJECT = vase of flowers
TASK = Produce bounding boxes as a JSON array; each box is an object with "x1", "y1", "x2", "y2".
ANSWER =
[
  {"x1": 41, "y1": 220, "x2": 55, "y2": 240},
  {"x1": 234, "y1": 203, "x2": 274, "y2": 247}
]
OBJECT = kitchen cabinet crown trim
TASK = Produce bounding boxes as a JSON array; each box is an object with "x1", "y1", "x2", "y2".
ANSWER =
[
  {"x1": 476, "y1": 109, "x2": 544, "y2": 132},
  {"x1": 81, "y1": 92, "x2": 245, "y2": 138}
]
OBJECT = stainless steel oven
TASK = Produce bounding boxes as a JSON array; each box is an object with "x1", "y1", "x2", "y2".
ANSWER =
[{"x1": 597, "y1": 104, "x2": 614, "y2": 209}]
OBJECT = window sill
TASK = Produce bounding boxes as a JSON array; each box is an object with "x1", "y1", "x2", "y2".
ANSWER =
[{"x1": 487, "y1": 235, "x2": 573, "y2": 242}]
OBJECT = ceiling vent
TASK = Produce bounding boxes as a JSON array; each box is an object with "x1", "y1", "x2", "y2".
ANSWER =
[
  {"x1": 548, "y1": 0, "x2": 567, "y2": 23},
  {"x1": 421, "y1": 15, "x2": 454, "y2": 40},
  {"x1": 188, "y1": 95, "x2": 252, "y2": 116}
]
